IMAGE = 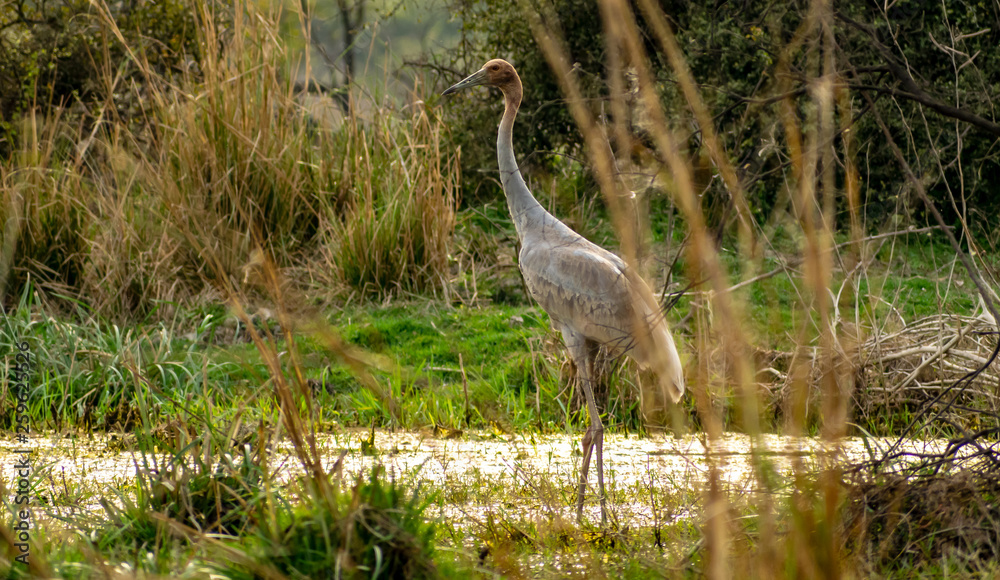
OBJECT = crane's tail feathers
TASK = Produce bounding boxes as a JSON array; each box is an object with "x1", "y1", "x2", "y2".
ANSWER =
[
  {"x1": 650, "y1": 321, "x2": 685, "y2": 404},
  {"x1": 633, "y1": 298, "x2": 685, "y2": 405},
  {"x1": 625, "y1": 271, "x2": 685, "y2": 406}
]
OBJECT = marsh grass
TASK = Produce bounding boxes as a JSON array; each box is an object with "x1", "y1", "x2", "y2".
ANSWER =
[
  {"x1": 222, "y1": 466, "x2": 446, "y2": 580},
  {"x1": 93, "y1": 432, "x2": 265, "y2": 559},
  {"x1": 1, "y1": 0, "x2": 998, "y2": 578},
  {"x1": 0, "y1": 282, "x2": 260, "y2": 433},
  {"x1": 0, "y1": 114, "x2": 89, "y2": 301},
  {"x1": 322, "y1": 103, "x2": 459, "y2": 300},
  {"x1": 0, "y1": 0, "x2": 458, "y2": 318}
]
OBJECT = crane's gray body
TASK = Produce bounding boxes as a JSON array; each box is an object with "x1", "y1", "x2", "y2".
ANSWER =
[
  {"x1": 498, "y1": 95, "x2": 684, "y2": 396},
  {"x1": 445, "y1": 59, "x2": 684, "y2": 525}
]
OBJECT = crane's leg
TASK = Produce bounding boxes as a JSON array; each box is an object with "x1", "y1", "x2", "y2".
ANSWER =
[{"x1": 565, "y1": 332, "x2": 607, "y2": 526}]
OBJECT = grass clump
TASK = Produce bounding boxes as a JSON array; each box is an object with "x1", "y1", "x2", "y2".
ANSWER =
[
  {"x1": 145, "y1": 3, "x2": 330, "y2": 278},
  {"x1": 94, "y1": 437, "x2": 265, "y2": 558},
  {"x1": 322, "y1": 104, "x2": 459, "y2": 299},
  {"x1": 223, "y1": 466, "x2": 446, "y2": 580},
  {"x1": 0, "y1": 115, "x2": 89, "y2": 299},
  {"x1": 844, "y1": 471, "x2": 1000, "y2": 575}
]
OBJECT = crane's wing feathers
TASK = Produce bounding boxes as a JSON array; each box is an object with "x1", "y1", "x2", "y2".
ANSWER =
[
  {"x1": 518, "y1": 232, "x2": 685, "y2": 403},
  {"x1": 520, "y1": 234, "x2": 645, "y2": 350}
]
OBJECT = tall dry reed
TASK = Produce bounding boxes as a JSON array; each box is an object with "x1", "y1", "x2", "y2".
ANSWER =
[
  {"x1": 1, "y1": 0, "x2": 459, "y2": 318},
  {"x1": 322, "y1": 103, "x2": 458, "y2": 299},
  {"x1": 521, "y1": 0, "x2": 860, "y2": 575}
]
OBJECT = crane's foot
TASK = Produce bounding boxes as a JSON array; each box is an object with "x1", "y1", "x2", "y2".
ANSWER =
[
  {"x1": 576, "y1": 425, "x2": 594, "y2": 523},
  {"x1": 593, "y1": 424, "x2": 607, "y2": 527},
  {"x1": 576, "y1": 423, "x2": 608, "y2": 527}
]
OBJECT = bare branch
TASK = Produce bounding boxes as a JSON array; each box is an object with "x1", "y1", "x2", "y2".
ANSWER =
[{"x1": 838, "y1": 12, "x2": 1000, "y2": 137}]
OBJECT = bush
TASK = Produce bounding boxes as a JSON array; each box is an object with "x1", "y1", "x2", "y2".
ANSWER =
[
  {"x1": 0, "y1": 0, "x2": 206, "y2": 155},
  {"x1": 444, "y1": 0, "x2": 1000, "y2": 231},
  {"x1": 444, "y1": 0, "x2": 606, "y2": 204}
]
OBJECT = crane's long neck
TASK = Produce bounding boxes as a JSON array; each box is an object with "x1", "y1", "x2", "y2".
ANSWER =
[{"x1": 498, "y1": 80, "x2": 544, "y2": 240}]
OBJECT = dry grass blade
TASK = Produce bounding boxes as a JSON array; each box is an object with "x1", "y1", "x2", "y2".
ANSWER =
[
  {"x1": 322, "y1": 104, "x2": 459, "y2": 300},
  {"x1": 634, "y1": 0, "x2": 758, "y2": 263}
]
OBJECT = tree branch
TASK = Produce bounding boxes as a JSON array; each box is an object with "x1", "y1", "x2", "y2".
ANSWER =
[{"x1": 837, "y1": 12, "x2": 1000, "y2": 138}]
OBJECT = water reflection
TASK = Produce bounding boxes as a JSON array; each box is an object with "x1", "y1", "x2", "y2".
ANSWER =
[{"x1": 0, "y1": 430, "x2": 951, "y2": 525}]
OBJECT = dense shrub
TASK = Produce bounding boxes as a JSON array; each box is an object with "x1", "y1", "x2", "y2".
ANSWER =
[
  {"x1": 0, "y1": 0, "x2": 207, "y2": 154},
  {"x1": 444, "y1": 0, "x2": 1000, "y2": 231}
]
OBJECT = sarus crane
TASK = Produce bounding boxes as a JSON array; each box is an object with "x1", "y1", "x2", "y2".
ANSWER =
[{"x1": 443, "y1": 59, "x2": 685, "y2": 525}]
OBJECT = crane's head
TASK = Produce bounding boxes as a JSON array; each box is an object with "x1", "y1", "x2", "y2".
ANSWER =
[{"x1": 442, "y1": 59, "x2": 519, "y2": 95}]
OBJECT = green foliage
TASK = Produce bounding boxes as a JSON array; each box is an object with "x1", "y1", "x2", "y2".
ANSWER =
[
  {"x1": 835, "y1": 0, "x2": 1000, "y2": 228},
  {"x1": 445, "y1": 0, "x2": 1000, "y2": 232},
  {"x1": 0, "y1": 1, "x2": 239, "y2": 315},
  {"x1": 445, "y1": 0, "x2": 606, "y2": 203},
  {"x1": 0, "y1": 287, "x2": 247, "y2": 431},
  {"x1": 0, "y1": 0, "x2": 206, "y2": 154},
  {"x1": 3, "y1": 2, "x2": 998, "y2": 577},
  {"x1": 444, "y1": 0, "x2": 781, "y2": 207}
]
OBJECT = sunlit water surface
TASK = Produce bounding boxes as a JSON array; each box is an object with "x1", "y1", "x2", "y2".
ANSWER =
[{"x1": 1, "y1": 430, "x2": 949, "y2": 527}]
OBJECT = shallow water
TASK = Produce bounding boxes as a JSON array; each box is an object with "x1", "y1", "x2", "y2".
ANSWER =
[
  {"x1": 0, "y1": 429, "x2": 952, "y2": 527},
  {"x1": 309, "y1": 430, "x2": 952, "y2": 525}
]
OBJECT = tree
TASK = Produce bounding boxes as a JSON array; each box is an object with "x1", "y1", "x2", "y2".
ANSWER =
[{"x1": 442, "y1": 0, "x2": 1000, "y2": 232}]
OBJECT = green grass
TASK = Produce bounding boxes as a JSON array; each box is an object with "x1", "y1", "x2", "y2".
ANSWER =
[
  {"x1": 4, "y1": 227, "x2": 989, "y2": 439},
  {"x1": 863, "y1": 235, "x2": 980, "y2": 319},
  {"x1": 292, "y1": 302, "x2": 567, "y2": 431}
]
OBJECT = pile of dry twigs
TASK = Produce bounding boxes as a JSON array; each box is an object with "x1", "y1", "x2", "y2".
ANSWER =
[
  {"x1": 855, "y1": 313, "x2": 999, "y2": 430},
  {"x1": 842, "y1": 308, "x2": 1000, "y2": 571}
]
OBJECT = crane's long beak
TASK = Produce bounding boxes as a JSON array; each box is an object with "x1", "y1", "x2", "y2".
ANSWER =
[{"x1": 442, "y1": 68, "x2": 489, "y2": 95}]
